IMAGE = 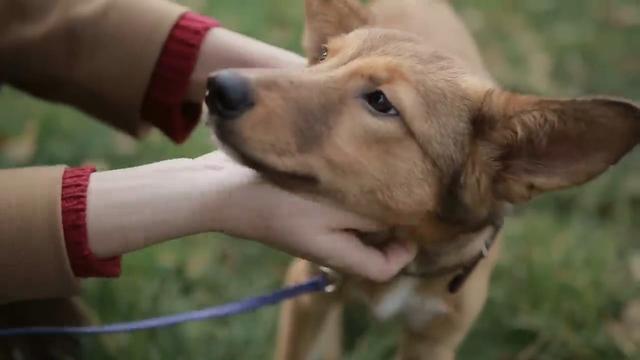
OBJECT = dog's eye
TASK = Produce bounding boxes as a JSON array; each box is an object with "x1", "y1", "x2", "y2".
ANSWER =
[
  {"x1": 318, "y1": 45, "x2": 329, "y2": 62},
  {"x1": 363, "y1": 90, "x2": 399, "y2": 116}
]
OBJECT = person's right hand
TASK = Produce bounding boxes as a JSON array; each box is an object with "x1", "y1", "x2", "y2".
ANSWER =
[
  {"x1": 88, "y1": 152, "x2": 416, "y2": 282},
  {"x1": 198, "y1": 152, "x2": 417, "y2": 282}
]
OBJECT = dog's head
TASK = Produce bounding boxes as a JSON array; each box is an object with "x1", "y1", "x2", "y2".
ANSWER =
[{"x1": 207, "y1": 0, "x2": 640, "y2": 240}]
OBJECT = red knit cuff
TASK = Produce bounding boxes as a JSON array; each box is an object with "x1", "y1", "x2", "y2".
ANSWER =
[
  {"x1": 62, "y1": 167, "x2": 121, "y2": 278},
  {"x1": 141, "y1": 12, "x2": 220, "y2": 144}
]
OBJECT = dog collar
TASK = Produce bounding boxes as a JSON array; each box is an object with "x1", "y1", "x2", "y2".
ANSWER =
[{"x1": 401, "y1": 218, "x2": 503, "y2": 294}]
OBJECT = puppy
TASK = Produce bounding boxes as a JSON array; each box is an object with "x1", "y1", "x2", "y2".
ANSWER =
[{"x1": 206, "y1": 0, "x2": 640, "y2": 358}]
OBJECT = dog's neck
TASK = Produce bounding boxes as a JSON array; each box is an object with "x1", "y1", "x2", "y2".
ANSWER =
[{"x1": 395, "y1": 215, "x2": 503, "y2": 293}]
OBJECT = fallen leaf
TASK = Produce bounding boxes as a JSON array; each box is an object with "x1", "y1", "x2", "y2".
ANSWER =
[
  {"x1": 156, "y1": 250, "x2": 177, "y2": 268},
  {"x1": 606, "y1": 299, "x2": 640, "y2": 356},
  {"x1": 112, "y1": 132, "x2": 138, "y2": 155},
  {"x1": 609, "y1": 4, "x2": 640, "y2": 28},
  {"x1": 1, "y1": 120, "x2": 38, "y2": 164},
  {"x1": 82, "y1": 159, "x2": 109, "y2": 171},
  {"x1": 186, "y1": 250, "x2": 211, "y2": 280},
  {"x1": 629, "y1": 253, "x2": 640, "y2": 282}
]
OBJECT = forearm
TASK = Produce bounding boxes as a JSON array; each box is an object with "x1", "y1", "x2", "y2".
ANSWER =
[
  {"x1": 85, "y1": 152, "x2": 416, "y2": 282},
  {"x1": 0, "y1": 1, "x2": 303, "y2": 140},
  {"x1": 186, "y1": 28, "x2": 306, "y2": 103},
  {"x1": 86, "y1": 159, "x2": 214, "y2": 258}
]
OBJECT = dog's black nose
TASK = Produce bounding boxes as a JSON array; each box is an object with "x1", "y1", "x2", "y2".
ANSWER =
[{"x1": 206, "y1": 70, "x2": 254, "y2": 120}]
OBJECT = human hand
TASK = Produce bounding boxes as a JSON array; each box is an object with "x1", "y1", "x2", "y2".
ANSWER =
[
  {"x1": 87, "y1": 152, "x2": 415, "y2": 281},
  {"x1": 186, "y1": 28, "x2": 306, "y2": 103},
  {"x1": 197, "y1": 152, "x2": 417, "y2": 282}
]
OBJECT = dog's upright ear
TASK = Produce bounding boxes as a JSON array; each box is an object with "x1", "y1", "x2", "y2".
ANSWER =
[
  {"x1": 304, "y1": 0, "x2": 371, "y2": 63},
  {"x1": 473, "y1": 89, "x2": 640, "y2": 203}
]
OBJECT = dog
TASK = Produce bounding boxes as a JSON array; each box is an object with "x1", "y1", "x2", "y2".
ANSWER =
[{"x1": 205, "y1": 0, "x2": 640, "y2": 358}]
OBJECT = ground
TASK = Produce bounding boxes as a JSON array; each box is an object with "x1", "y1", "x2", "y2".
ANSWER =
[{"x1": 1, "y1": 0, "x2": 639, "y2": 359}]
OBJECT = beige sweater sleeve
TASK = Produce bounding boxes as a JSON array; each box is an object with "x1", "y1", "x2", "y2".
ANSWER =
[
  {"x1": 0, "y1": 167, "x2": 79, "y2": 304},
  {"x1": 0, "y1": 0, "x2": 186, "y2": 136}
]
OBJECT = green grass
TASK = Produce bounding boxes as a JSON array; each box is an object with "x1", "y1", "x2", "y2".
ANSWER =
[{"x1": 1, "y1": 0, "x2": 640, "y2": 358}]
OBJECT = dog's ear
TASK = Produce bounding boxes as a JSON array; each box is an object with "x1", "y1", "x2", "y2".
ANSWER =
[
  {"x1": 304, "y1": 0, "x2": 371, "y2": 64},
  {"x1": 474, "y1": 90, "x2": 640, "y2": 203}
]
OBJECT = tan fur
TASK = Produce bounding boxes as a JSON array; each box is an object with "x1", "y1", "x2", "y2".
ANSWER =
[{"x1": 208, "y1": 0, "x2": 640, "y2": 358}]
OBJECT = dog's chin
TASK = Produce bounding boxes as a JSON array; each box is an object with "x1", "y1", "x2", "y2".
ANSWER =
[
  {"x1": 208, "y1": 117, "x2": 319, "y2": 187},
  {"x1": 209, "y1": 126, "x2": 244, "y2": 164}
]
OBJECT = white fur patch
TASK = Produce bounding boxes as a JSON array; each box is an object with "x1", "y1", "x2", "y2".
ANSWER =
[
  {"x1": 404, "y1": 296, "x2": 450, "y2": 331},
  {"x1": 372, "y1": 278, "x2": 420, "y2": 320}
]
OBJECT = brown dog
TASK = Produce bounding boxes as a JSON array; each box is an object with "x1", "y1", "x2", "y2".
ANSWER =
[{"x1": 206, "y1": 0, "x2": 640, "y2": 358}]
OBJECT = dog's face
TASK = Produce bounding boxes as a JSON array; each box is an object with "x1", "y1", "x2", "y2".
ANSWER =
[
  {"x1": 208, "y1": 0, "x2": 640, "y2": 235},
  {"x1": 210, "y1": 28, "x2": 473, "y2": 226}
]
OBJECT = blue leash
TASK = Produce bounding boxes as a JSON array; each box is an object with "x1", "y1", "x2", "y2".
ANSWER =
[{"x1": 0, "y1": 275, "x2": 331, "y2": 337}]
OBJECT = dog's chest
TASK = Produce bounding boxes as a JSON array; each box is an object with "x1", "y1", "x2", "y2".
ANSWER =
[{"x1": 353, "y1": 277, "x2": 450, "y2": 331}]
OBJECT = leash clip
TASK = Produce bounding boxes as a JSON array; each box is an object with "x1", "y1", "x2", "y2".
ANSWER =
[{"x1": 318, "y1": 266, "x2": 342, "y2": 293}]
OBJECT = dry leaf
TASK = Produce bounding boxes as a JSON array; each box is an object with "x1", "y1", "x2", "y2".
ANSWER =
[
  {"x1": 1, "y1": 121, "x2": 38, "y2": 164},
  {"x1": 112, "y1": 132, "x2": 137, "y2": 155},
  {"x1": 609, "y1": 4, "x2": 640, "y2": 28},
  {"x1": 186, "y1": 251, "x2": 211, "y2": 280},
  {"x1": 82, "y1": 159, "x2": 109, "y2": 171},
  {"x1": 156, "y1": 250, "x2": 178, "y2": 268},
  {"x1": 606, "y1": 299, "x2": 640, "y2": 356},
  {"x1": 629, "y1": 253, "x2": 640, "y2": 282}
]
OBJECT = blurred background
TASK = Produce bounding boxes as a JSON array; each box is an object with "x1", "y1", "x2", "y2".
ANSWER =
[{"x1": 1, "y1": 0, "x2": 640, "y2": 359}]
